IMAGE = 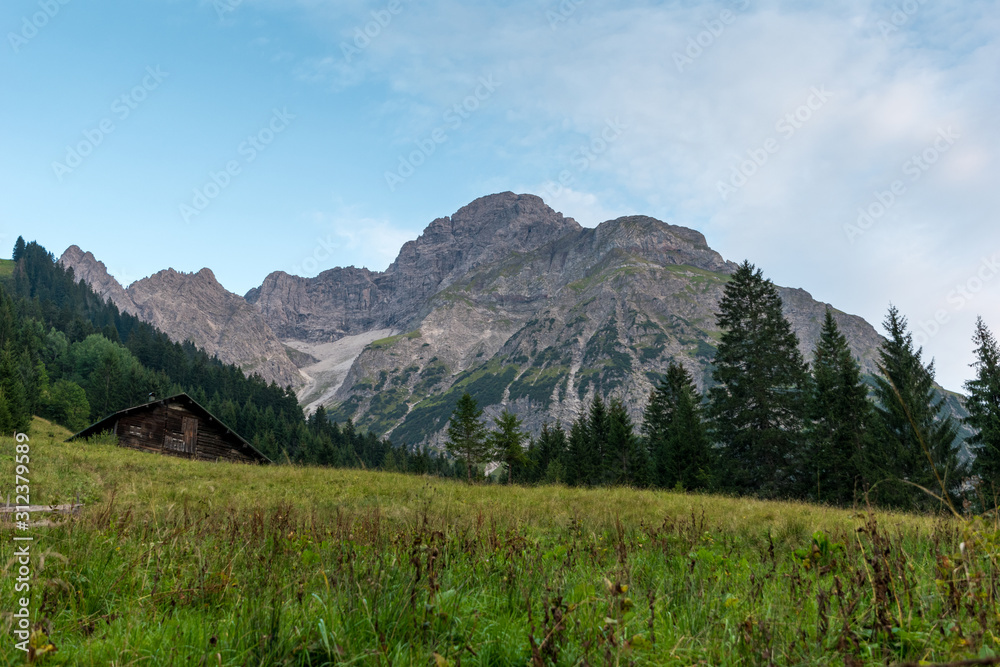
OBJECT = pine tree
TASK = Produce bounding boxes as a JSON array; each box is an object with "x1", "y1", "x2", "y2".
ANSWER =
[
  {"x1": 489, "y1": 409, "x2": 529, "y2": 484},
  {"x1": 533, "y1": 422, "x2": 567, "y2": 484},
  {"x1": 0, "y1": 345, "x2": 31, "y2": 433},
  {"x1": 445, "y1": 392, "x2": 490, "y2": 483},
  {"x1": 587, "y1": 394, "x2": 610, "y2": 485},
  {"x1": 12, "y1": 236, "x2": 26, "y2": 262},
  {"x1": 641, "y1": 374, "x2": 672, "y2": 487},
  {"x1": 805, "y1": 309, "x2": 873, "y2": 505},
  {"x1": 563, "y1": 417, "x2": 590, "y2": 486},
  {"x1": 872, "y1": 305, "x2": 965, "y2": 510},
  {"x1": 0, "y1": 389, "x2": 12, "y2": 434},
  {"x1": 643, "y1": 362, "x2": 713, "y2": 491},
  {"x1": 964, "y1": 317, "x2": 1000, "y2": 499},
  {"x1": 707, "y1": 260, "x2": 810, "y2": 497},
  {"x1": 607, "y1": 397, "x2": 647, "y2": 486}
]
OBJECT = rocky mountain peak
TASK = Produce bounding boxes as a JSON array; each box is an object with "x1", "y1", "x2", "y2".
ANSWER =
[
  {"x1": 196, "y1": 267, "x2": 218, "y2": 283},
  {"x1": 591, "y1": 216, "x2": 738, "y2": 275},
  {"x1": 61, "y1": 248, "x2": 304, "y2": 390},
  {"x1": 246, "y1": 193, "x2": 587, "y2": 342},
  {"x1": 59, "y1": 245, "x2": 136, "y2": 314},
  {"x1": 386, "y1": 192, "x2": 582, "y2": 284}
]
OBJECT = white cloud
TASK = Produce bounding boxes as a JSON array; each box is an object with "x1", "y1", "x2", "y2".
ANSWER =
[
  {"x1": 256, "y1": 0, "x2": 1000, "y2": 388},
  {"x1": 286, "y1": 203, "x2": 414, "y2": 276},
  {"x1": 523, "y1": 185, "x2": 632, "y2": 228}
]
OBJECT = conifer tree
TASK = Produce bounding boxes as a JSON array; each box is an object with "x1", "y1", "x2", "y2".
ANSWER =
[
  {"x1": 642, "y1": 375, "x2": 672, "y2": 487},
  {"x1": 0, "y1": 345, "x2": 31, "y2": 433},
  {"x1": 643, "y1": 362, "x2": 712, "y2": 490},
  {"x1": 708, "y1": 260, "x2": 810, "y2": 497},
  {"x1": 445, "y1": 392, "x2": 489, "y2": 483},
  {"x1": 872, "y1": 305, "x2": 965, "y2": 509},
  {"x1": 805, "y1": 309, "x2": 872, "y2": 505},
  {"x1": 587, "y1": 394, "x2": 610, "y2": 485},
  {"x1": 964, "y1": 317, "x2": 1000, "y2": 497},
  {"x1": 534, "y1": 422, "x2": 567, "y2": 483},
  {"x1": 489, "y1": 409, "x2": 529, "y2": 484},
  {"x1": 563, "y1": 417, "x2": 591, "y2": 486},
  {"x1": 12, "y1": 236, "x2": 25, "y2": 262},
  {"x1": 607, "y1": 397, "x2": 648, "y2": 486},
  {"x1": 0, "y1": 390, "x2": 12, "y2": 435}
]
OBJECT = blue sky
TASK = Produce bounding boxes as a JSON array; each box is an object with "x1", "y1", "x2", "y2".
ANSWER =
[{"x1": 2, "y1": 0, "x2": 998, "y2": 390}]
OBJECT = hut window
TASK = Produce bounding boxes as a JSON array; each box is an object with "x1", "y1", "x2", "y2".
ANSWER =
[{"x1": 163, "y1": 435, "x2": 186, "y2": 453}]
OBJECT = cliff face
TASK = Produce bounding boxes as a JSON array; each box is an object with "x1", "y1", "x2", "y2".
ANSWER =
[
  {"x1": 247, "y1": 193, "x2": 886, "y2": 445},
  {"x1": 244, "y1": 192, "x2": 583, "y2": 341},
  {"x1": 59, "y1": 245, "x2": 135, "y2": 315},
  {"x1": 59, "y1": 249, "x2": 303, "y2": 389}
]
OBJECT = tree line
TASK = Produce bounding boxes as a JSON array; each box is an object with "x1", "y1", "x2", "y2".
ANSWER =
[{"x1": 446, "y1": 260, "x2": 1000, "y2": 512}]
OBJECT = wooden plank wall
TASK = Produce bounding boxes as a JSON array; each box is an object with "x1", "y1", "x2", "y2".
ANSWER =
[{"x1": 114, "y1": 403, "x2": 257, "y2": 463}]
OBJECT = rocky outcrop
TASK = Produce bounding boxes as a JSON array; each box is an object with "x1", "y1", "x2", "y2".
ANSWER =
[
  {"x1": 59, "y1": 245, "x2": 136, "y2": 315},
  {"x1": 245, "y1": 192, "x2": 583, "y2": 341},
  {"x1": 59, "y1": 249, "x2": 303, "y2": 389}
]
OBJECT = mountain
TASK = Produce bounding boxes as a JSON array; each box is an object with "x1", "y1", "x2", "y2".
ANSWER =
[
  {"x1": 245, "y1": 192, "x2": 583, "y2": 341},
  {"x1": 59, "y1": 247, "x2": 303, "y2": 390},
  {"x1": 245, "y1": 193, "x2": 886, "y2": 446},
  {"x1": 59, "y1": 245, "x2": 134, "y2": 314},
  {"x1": 60, "y1": 193, "x2": 961, "y2": 449}
]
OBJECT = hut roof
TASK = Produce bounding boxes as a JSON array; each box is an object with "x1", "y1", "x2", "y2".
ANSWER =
[{"x1": 67, "y1": 393, "x2": 271, "y2": 463}]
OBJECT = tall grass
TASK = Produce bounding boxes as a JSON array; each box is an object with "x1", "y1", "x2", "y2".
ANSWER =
[{"x1": 2, "y1": 418, "x2": 999, "y2": 665}]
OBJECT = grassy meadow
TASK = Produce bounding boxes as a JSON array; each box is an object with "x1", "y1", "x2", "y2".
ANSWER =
[{"x1": 2, "y1": 418, "x2": 1000, "y2": 665}]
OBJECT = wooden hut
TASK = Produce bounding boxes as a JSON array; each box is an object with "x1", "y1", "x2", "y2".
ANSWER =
[{"x1": 68, "y1": 393, "x2": 270, "y2": 464}]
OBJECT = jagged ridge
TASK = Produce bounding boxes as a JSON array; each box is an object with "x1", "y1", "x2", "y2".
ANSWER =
[{"x1": 59, "y1": 248, "x2": 303, "y2": 389}]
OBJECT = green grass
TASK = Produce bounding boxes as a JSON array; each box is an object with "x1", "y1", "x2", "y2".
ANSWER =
[
  {"x1": 0, "y1": 259, "x2": 15, "y2": 280},
  {"x1": 3, "y1": 417, "x2": 1000, "y2": 665},
  {"x1": 369, "y1": 330, "x2": 422, "y2": 350}
]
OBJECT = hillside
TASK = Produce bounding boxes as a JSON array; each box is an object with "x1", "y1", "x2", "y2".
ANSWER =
[
  {"x1": 1, "y1": 418, "x2": 994, "y2": 665},
  {"x1": 58, "y1": 246, "x2": 303, "y2": 389}
]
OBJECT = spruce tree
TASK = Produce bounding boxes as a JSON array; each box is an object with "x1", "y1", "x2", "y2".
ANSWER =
[
  {"x1": 445, "y1": 392, "x2": 490, "y2": 483},
  {"x1": 0, "y1": 390, "x2": 12, "y2": 434},
  {"x1": 607, "y1": 398, "x2": 647, "y2": 486},
  {"x1": 964, "y1": 317, "x2": 1000, "y2": 498},
  {"x1": 643, "y1": 362, "x2": 712, "y2": 490},
  {"x1": 587, "y1": 394, "x2": 610, "y2": 485},
  {"x1": 535, "y1": 422, "x2": 567, "y2": 483},
  {"x1": 872, "y1": 305, "x2": 965, "y2": 509},
  {"x1": 805, "y1": 309, "x2": 872, "y2": 505},
  {"x1": 489, "y1": 409, "x2": 529, "y2": 484},
  {"x1": 563, "y1": 417, "x2": 590, "y2": 486},
  {"x1": 707, "y1": 260, "x2": 810, "y2": 497},
  {"x1": 0, "y1": 345, "x2": 31, "y2": 433},
  {"x1": 12, "y1": 236, "x2": 25, "y2": 262},
  {"x1": 642, "y1": 374, "x2": 672, "y2": 487}
]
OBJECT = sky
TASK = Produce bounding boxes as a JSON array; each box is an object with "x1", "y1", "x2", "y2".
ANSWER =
[{"x1": 1, "y1": 0, "x2": 997, "y2": 392}]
